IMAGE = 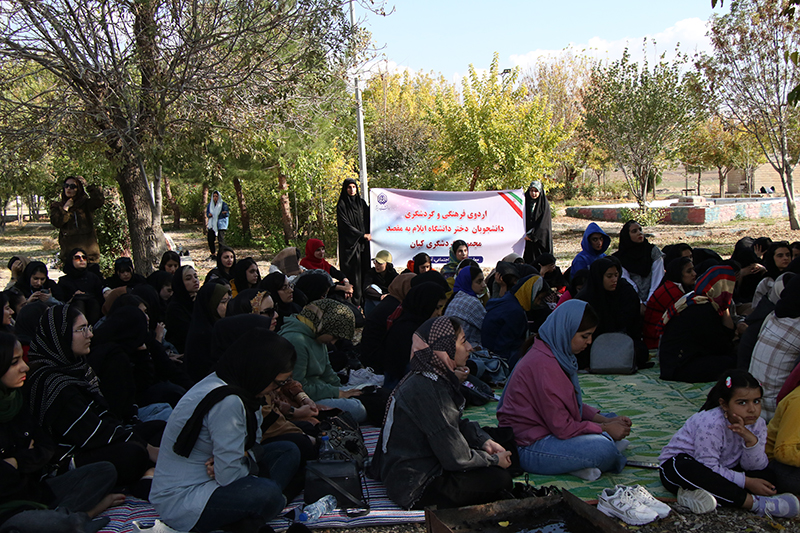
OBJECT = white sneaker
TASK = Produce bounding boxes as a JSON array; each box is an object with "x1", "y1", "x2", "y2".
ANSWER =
[
  {"x1": 622, "y1": 484, "x2": 671, "y2": 519},
  {"x1": 598, "y1": 486, "x2": 659, "y2": 525},
  {"x1": 677, "y1": 487, "x2": 717, "y2": 514}
]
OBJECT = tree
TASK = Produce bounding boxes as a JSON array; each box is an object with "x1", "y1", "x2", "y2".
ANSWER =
[
  {"x1": 704, "y1": 0, "x2": 800, "y2": 229},
  {"x1": 583, "y1": 45, "x2": 700, "y2": 207},
  {"x1": 429, "y1": 53, "x2": 566, "y2": 191},
  {"x1": 0, "y1": 0, "x2": 354, "y2": 272}
]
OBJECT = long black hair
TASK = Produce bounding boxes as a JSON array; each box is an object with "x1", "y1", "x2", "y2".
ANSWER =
[{"x1": 701, "y1": 369, "x2": 763, "y2": 411}]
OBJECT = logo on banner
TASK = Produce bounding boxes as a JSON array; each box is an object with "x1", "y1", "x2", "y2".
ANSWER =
[{"x1": 377, "y1": 193, "x2": 388, "y2": 205}]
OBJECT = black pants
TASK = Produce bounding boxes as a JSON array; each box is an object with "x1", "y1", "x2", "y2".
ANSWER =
[
  {"x1": 45, "y1": 461, "x2": 118, "y2": 512},
  {"x1": 669, "y1": 355, "x2": 738, "y2": 383},
  {"x1": 207, "y1": 228, "x2": 225, "y2": 255},
  {"x1": 412, "y1": 466, "x2": 513, "y2": 510},
  {"x1": 769, "y1": 459, "x2": 800, "y2": 494},
  {"x1": 660, "y1": 453, "x2": 776, "y2": 508}
]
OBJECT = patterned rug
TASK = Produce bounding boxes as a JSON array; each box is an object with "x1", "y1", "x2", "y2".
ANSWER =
[
  {"x1": 100, "y1": 365, "x2": 713, "y2": 531},
  {"x1": 464, "y1": 364, "x2": 713, "y2": 501}
]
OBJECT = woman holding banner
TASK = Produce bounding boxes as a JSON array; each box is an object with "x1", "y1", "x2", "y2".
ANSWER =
[
  {"x1": 336, "y1": 178, "x2": 371, "y2": 306},
  {"x1": 524, "y1": 180, "x2": 553, "y2": 264}
]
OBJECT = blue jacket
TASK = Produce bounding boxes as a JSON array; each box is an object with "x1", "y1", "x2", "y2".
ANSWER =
[
  {"x1": 571, "y1": 223, "x2": 610, "y2": 274},
  {"x1": 206, "y1": 200, "x2": 230, "y2": 231},
  {"x1": 481, "y1": 291, "x2": 528, "y2": 361}
]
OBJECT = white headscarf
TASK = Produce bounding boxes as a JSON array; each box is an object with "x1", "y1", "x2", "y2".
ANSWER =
[{"x1": 207, "y1": 191, "x2": 223, "y2": 230}]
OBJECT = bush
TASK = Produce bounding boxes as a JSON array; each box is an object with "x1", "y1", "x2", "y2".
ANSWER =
[{"x1": 619, "y1": 206, "x2": 667, "y2": 227}]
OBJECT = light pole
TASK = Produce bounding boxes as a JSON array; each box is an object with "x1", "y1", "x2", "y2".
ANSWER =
[{"x1": 350, "y1": 0, "x2": 368, "y2": 204}]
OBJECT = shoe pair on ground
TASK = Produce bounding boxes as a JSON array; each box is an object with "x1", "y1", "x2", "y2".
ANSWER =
[
  {"x1": 598, "y1": 485, "x2": 671, "y2": 525},
  {"x1": 677, "y1": 486, "x2": 800, "y2": 519}
]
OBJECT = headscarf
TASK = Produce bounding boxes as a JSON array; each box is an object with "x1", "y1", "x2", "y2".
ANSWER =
[
  {"x1": 411, "y1": 270, "x2": 449, "y2": 292},
  {"x1": 211, "y1": 246, "x2": 237, "y2": 282},
  {"x1": 662, "y1": 243, "x2": 692, "y2": 266},
  {"x1": 131, "y1": 283, "x2": 164, "y2": 328},
  {"x1": 513, "y1": 274, "x2": 546, "y2": 312},
  {"x1": 503, "y1": 253, "x2": 524, "y2": 264},
  {"x1": 297, "y1": 298, "x2": 355, "y2": 341},
  {"x1": 212, "y1": 315, "x2": 274, "y2": 356},
  {"x1": 158, "y1": 251, "x2": 181, "y2": 271},
  {"x1": 15, "y1": 261, "x2": 50, "y2": 298},
  {"x1": 259, "y1": 272, "x2": 300, "y2": 330},
  {"x1": 524, "y1": 180, "x2": 553, "y2": 253},
  {"x1": 335, "y1": 178, "x2": 367, "y2": 261},
  {"x1": 271, "y1": 247, "x2": 302, "y2": 277},
  {"x1": 441, "y1": 241, "x2": 467, "y2": 278},
  {"x1": 731, "y1": 237, "x2": 761, "y2": 268},
  {"x1": 294, "y1": 272, "x2": 334, "y2": 303},
  {"x1": 452, "y1": 266, "x2": 480, "y2": 297},
  {"x1": 91, "y1": 305, "x2": 149, "y2": 352},
  {"x1": 61, "y1": 248, "x2": 89, "y2": 278},
  {"x1": 663, "y1": 257, "x2": 693, "y2": 291},
  {"x1": 207, "y1": 190, "x2": 224, "y2": 231},
  {"x1": 407, "y1": 252, "x2": 432, "y2": 274},
  {"x1": 538, "y1": 300, "x2": 590, "y2": 412},
  {"x1": 147, "y1": 270, "x2": 173, "y2": 294},
  {"x1": 612, "y1": 220, "x2": 657, "y2": 277},
  {"x1": 233, "y1": 258, "x2": 260, "y2": 293},
  {"x1": 26, "y1": 304, "x2": 100, "y2": 425},
  {"x1": 0, "y1": 331, "x2": 23, "y2": 422},
  {"x1": 574, "y1": 256, "x2": 639, "y2": 335},
  {"x1": 763, "y1": 241, "x2": 791, "y2": 280},
  {"x1": 775, "y1": 274, "x2": 800, "y2": 319},
  {"x1": 387, "y1": 273, "x2": 416, "y2": 302},
  {"x1": 57, "y1": 175, "x2": 89, "y2": 206},
  {"x1": 173, "y1": 328, "x2": 296, "y2": 457},
  {"x1": 13, "y1": 301, "x2": 50, "y2": 346},
  {"x1": 226, "y1": 288, "x2": 260, "y2": 316},
  {"x1": 396, "y1": 283, "x2": 447, "y2": 324},
  {"x1": 171, "y1": 266, "x2": 196, "y2": 313},
  {"x1": 661, "y1": 265, "x2": 736, "y2": 329},
  {"x1": 299, "y1": 239, "x2": 333, "y2": 273},
  {"x1": 7, "y1": 255, "x2": 30, "y2": 281}
]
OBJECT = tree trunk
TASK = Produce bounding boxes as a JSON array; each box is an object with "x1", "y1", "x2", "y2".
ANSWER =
[
  {"x1": 152, "y1": 162, "x2": 163, "y2": 226},
  {"x1": 232, "y1": 177, "x2": 251, "y2": 239},
  {"x1": 781, "y1": 166, "x2": 800, "y2": 230},
  {"x1": 718, "y1": 167, "x2": 726, "y2": 199},
  {"x1": 163, "y1": 173, "x2": 181, "y2": 229},
  {"x1": 277, "y1": 172, "x2": 295, "y2": 244},
  {"x1": 201, "y1": 185, "x2": 209, "y2": 230},
  {"x1": 696, "y1": 171, "x2": 702, "y2": 196},
  {"x1": 469, "y1": 167, "x2": 480, "y2": 191},
  {"x1": 116, "y1": 157, "x2": 165, "y2": 275}
]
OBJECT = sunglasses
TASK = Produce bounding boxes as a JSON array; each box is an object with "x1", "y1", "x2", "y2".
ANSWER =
[
  {"x1": 74, "y1": 255, "x2": 87, "y2": 260},
  {"x1": 260, "y1": 307, "x2": 276, "y2": 317},
  {"x1": 64, "y1": 183, "x2": 79, "y2": 190}
]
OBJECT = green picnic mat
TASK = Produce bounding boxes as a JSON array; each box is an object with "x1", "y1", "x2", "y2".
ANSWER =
[{"x1": 464, "y1": 364, "x2": 714, "y2": 501}]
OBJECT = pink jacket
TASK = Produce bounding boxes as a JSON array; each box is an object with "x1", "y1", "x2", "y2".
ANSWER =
[{"x1": 497, "y1": 339, "x2": 601, "y2": 446}]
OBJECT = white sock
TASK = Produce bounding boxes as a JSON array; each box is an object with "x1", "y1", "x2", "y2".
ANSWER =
[
  {"x1": 751, "y1": 495, "x2": 760, "y2": 512},
  {"x1": 615, "y1": 439, "x2": 630, "y2": 452},
  {"x1": 570, "y1": 467, "x2": 602, "y2": 481}
]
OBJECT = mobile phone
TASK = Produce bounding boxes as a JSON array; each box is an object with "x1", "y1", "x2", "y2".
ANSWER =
[
  {"x1": 360, "y1": 385, "x2": 376, "y2": 394},
  {"x1": 40, "y1": 289, "x2": 50, "y2": 295}
]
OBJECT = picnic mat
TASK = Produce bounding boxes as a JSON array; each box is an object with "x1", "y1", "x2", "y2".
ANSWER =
[
  {"x1": 464, "y1": 364, "x2": 713, "y2": 501},
  {"x1": 101, "y1": 365, "x2": 713, "y2": 531}
]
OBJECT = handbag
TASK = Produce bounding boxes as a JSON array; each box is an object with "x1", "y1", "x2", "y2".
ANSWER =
[
  {"x1": 318, "y1": 412, "x2": 369, "y2": 470},
  {"x1": 304, "y1": 457, "x2": 370, "y2": 516},
  {"x1": 590, "y1": 332, "x2": 636, "y2": 374}
]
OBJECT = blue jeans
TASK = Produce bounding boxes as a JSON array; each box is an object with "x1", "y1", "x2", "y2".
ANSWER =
[
  {"x1": 193, "y1": 441, "x2": 300, "y2": 533},
  {"x1": 315, "y1": 397, "x2": 367, "y2": 423},
  {"x1": 138, "y1": 402, "x2": 173, "y2": 422},
  {"x1": 517, "y1": 432, "x2": 626, "y2": 475}
]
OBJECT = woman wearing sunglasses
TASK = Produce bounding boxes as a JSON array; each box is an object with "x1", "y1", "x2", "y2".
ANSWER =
[{"x1": 49, "y1": 176, "x2": 104, "y2": 265}]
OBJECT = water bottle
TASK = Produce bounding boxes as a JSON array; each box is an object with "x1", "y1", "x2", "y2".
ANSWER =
[
  {"x1": 299, "y1": 494, "x2": 337, "y2": 522},
  {"x1": 318, "y1": 434, "x2": 336, "y2": 461}
]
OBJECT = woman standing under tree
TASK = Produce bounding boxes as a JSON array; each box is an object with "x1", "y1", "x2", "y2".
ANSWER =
[
  {"x1": 336, "y1": 178, "x2": 370, "y2": 306},
  {"x1": 49, "y1": 176, "x2": 104, "y2": 265},
  {"x1": 523, "y1": 180, "x2": 552, "y2": 264},
  {"x1": 205, "y1": 191, "x2": 229, "y2": 261}
]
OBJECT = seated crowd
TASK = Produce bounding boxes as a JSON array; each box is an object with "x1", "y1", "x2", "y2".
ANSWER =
[{"x1": 1, "y1": 225, "x2": 800, "y2": 531}]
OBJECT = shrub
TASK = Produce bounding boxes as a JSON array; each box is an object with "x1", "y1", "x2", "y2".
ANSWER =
[{"x1": 619, "y1": 206, "x2": 667, "y2": 227}]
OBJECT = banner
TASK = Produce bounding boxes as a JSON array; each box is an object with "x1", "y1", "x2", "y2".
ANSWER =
[{"x1": 369, "y1": 188, "x2": 525, "y2": 268}]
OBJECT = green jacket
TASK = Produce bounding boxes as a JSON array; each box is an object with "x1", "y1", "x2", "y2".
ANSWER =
[{"x1": 279, "y1": 315, "x2": 340, "y2": 400}]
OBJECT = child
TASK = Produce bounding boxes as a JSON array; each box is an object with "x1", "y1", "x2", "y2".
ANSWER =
[{"x1": 659, "y1": 370, "x2": 800, "y2": 518}]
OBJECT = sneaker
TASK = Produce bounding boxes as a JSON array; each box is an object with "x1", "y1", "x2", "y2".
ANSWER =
[
  {"x1": 622, "y1": 484, "x2": 671, "y2": 519},
  {"x1": 677, "y1": 487, "x2": 717, "y2": 514},
  {"x1": 755, "y1": 493, "x2": 800, "y2": 519},
  {"x1": 598, "y1": 486, "x2": 659, "y2": 525}
]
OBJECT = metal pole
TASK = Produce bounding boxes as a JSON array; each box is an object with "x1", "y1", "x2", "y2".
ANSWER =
[{"x1": 350, "y1": 0, "x2": 368, "y2": 204}]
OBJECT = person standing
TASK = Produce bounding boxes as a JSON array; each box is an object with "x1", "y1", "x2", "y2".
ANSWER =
[
  {"x1": 336, "y1": 178, "x2": 370, "y2": 306},
  {"x1": 205, "y1": 191, "x2": 229, "y2": 260},
  {"x1": 49, "y1": 176, "x2": 104, "y2": 265},
  {"x1": 523, "y1": 180, "x2": 553, "y2": 264}
]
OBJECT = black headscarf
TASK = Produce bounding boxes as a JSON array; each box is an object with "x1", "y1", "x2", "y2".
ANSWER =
[
  {"x1": 612, "y1": 220, "x2": 657, "y2": 278},
  {"x1": 185, "y1": 283, "x2": 231, "y2": 383},
  {"x1": 411, "y1": 269, "x2": 450, "y2": 292},
  {"x1": 147, "y1": 270, "x2": 173, "y2": 294},
  {"x1": 731, "y1": 237, "x2": 761, "y2": 267},
  {"x1": 664, "y1": 257, "x2": 693, "y2": 290},
  {"x1": 159, "y1": 251, "x2": 181, "y2": 271},
  {"x1": 524, "y1": 180, "x2": 553, "y2": 258},
  {"x1": 173, "y1": 328, "x2": 296, "y2": 457},
  {"x1": 131, "y1": 284, "x2": 164, "y2": 327},
  {"x1": 763, "y1": 241, "x2": 791, "y2": 280},
  {"x1": 92, "y1": 305, "x2": 149, "y2": 351},
  {"x1": 14, "y1": 301, "x2": 50, "y2": 346},
  {"x1": 294, "y1": 272, "x2": 333, "y2": 303},
  {"x1": 233, "y1": 258, "x2": 260, "y2": 293},
  {"x1": 259, "y1": 272, "x2": 301, "y2": 330},
  {"x1": 567, "y1": 268, "x2": 590, "y2": 298},
  {"x1": 662, "y1": 243, "x2": 693, "y2": 266},
  {"x1": 61, "y1": 247, "x2": 89, "y2": 278},
  {"x1": 212, "y1": 314, "x2": 274, "y2": 355},
  {"x1": 336, "y1": 178, "x2": 368, "y2": 264},
  {"x1": 26, "y1": 304, "x2": 100, "y2": 425},
  {"x1": 775, "y1": 274, "x2": 800, "y2": 319},
  {"x1": 207, "y1": 246, "x2": 237, "y2": 283},
  {"x1": 15, "y1": 261, "x2": 53, "y2": 299},
  {"x1": 171, "y1": 266, "x2": 196, "y2": 313},
  {"x1": 104, "y1": 257, "x2": 146, "y2": 290},
  {"x1": 574, "y1": 256, "x2": 640, "y2": 336},
  {"x1": 409, "y1": 252, "x2": 432, "y2": 274}
]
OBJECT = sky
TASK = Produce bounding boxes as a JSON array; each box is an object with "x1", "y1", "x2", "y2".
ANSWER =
[{"x1": 354, "y1": 0, "x2": 725, "y2": 82}]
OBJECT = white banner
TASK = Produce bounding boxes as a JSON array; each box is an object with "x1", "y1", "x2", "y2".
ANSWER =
[{"x1": 369, "y1": 188, "x2": 526, "y2": 268}]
